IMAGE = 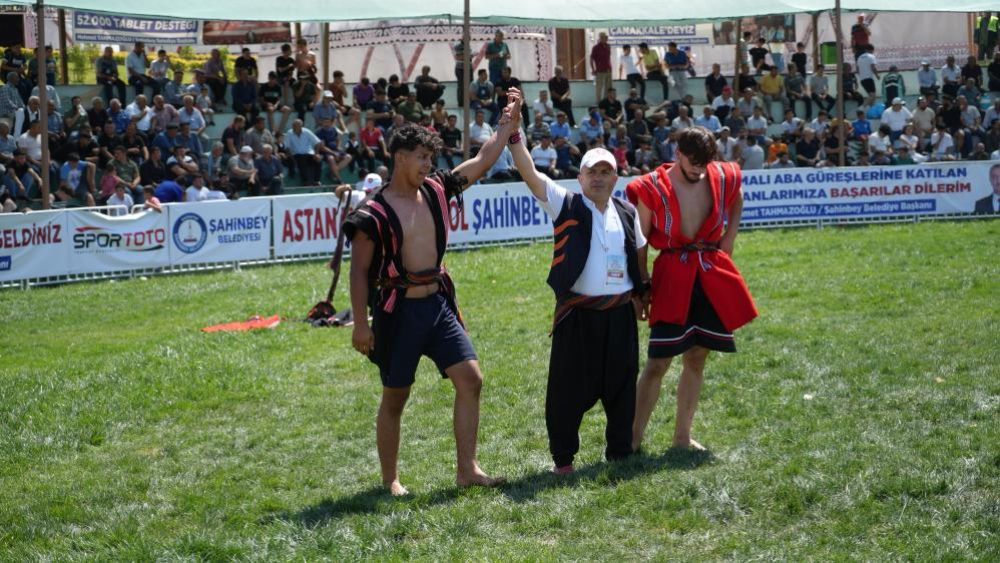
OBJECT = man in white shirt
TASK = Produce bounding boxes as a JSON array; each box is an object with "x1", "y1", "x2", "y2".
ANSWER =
[
  {"x1": 125, "y1": 95, "x2": 153, "y2": 134},
  {"x1": 530, "y1": 135, "x2": 560, "y2": 178},
  {"x1": 929, "y1": 124, "x2": 955, "y2": 161},
  {"x1": 739, "y1": 135, "x2": 766, "y2": 170},
  {"x1": 509, "y1": 116, "x2": 647, "y2": 475},
  {"x1": 856, "y1": 45, "x2": 880, "y2": 106},
  {"x1": 715, "y1": 127, "x2": 740, "y2": 162},
  {"x1": 126, "y1": 42, "x2": 159, "y2": 99},
  {"x1": 285, "y1": 119, "x2": 323, "y2": 185},
  {"x1": 694, "y1": 106, "x2": 722, "y2": 133},
  {"x1": 941, "y1": 56, "x2": 962, "y2": 98},
  {"x1": 106, "y1": 184, "x2": 134, "y2": 216},
  {"x1": 468, "y1": 110, "x2": 494, "y2": 152},
  {"x1": 619, "y1": 44, "x2": 645, "y2": 99},
  {"x1": 880, "y1": 98, "x2": 913, "y2": 141},
  {"x1": 532, "y1": 91, "x2": 556, "y2": 123}
]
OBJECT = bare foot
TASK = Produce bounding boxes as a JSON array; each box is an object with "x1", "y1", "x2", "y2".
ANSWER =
[
  {"x1": 457, "y1": 464, "x2": 506, "y2": 488},
  {"x1": 671, "y1": 438, "x2": 707, "y2": 451},
  {"x1": 384, "y1": 480, "x2": 410, "y2": 496}
]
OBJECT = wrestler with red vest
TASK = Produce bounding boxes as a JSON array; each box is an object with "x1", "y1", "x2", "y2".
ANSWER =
[
  {"x1": 626, "y1": 126, "x2": 758, "y2": 453},
  {"x1": 506, "y1": 89, "x2": 649, "y2": 475},
  {"x1": 343, "y1": 114, "x2": 520, "y2": 495}
]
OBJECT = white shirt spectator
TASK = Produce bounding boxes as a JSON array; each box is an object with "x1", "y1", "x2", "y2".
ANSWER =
[
  {"x1": 941, "y1": 64, "x2": 961, "y2": 84},
  {"x1": 530, "y1": 145, "x2": 558, "y2": 168},
  {"x1": 857, "y1": 52, "x2": 877, "y2": 81},
  {"x1": 285, "y1": 127, "x2": 321, "y2": 155},
  {"x1": 16, "y1": 131, "x2": 42, "y2": 160},
  {"x1": 106, "y1": 192, "x2": 134, "y2": 216},
  {"x1": 469, "y1": 122, "x2": 493, "y2": 145},
  {"x1": 535, "y1": 177, "x2": 646, "y2": 296},
  {"x1": 991, "y1": 148, "x2": 1000, "y2": 159},
  {"x1": 746, "y1": 115, "x2": 768, "y2": 134},
  {"x1": 125, "y1": 51, "x2": 148, "y2": 77},
  {"x1": 930, "y1": 131, "x2": 954, "y2": 157},
  {"x1": 711, "y1": 95, "x2": 736, "y2": 112},
  {"x1": 917, "y1": 68, "x2": 937, "y2": 89},
  {"x1": 810, "y1": 118, "x2": 830, "y2": 137},
  {"x1": 125, "y1": 101, "x2": 153, "y2": 132},
  {"x1": 741, "y1": 144, "x2": 765, "y2": 169},
  {"x1": 880, "y1": 107, "x2": 912, "y2": 132},
  {"x1": 694, "y1": 114, "x2": 721, "y2": 132},
  {"x1": 868, "y1": 132, "x2": 891, "y2": 155},
  {"x1": 185, "y1": 186, "x2": 227, "y2": 202},
  {"x1": 620, "y1": 53, "x2": 641, "y2": 77},
  {"x1": 716, "y1": 136, "x2": 739, "y2": 161},
  {"x1": 29, "y1": 85, "x2": 60, "y2": 109},
  {"x1": 532, "y1": 99, "x2": 555, "y2": 122},
  {"x1": 670, "y1": 116, "x2": 694, "y2": 133},
  {"x1": 983, "y1": 106, "x2": 1000, "y2": 129},
  {"x1": 961, "y1": 106, "x2": 981, "y2": 128},
  {"x1": 780, "y1": 117, "x2": 803, "y2": 136}
]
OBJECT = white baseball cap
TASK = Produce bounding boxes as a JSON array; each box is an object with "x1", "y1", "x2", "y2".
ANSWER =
[
  {"x1": 239, "y1": 145, "x2": 253, "y2": 154},
  {"x1": 362, "y1": 173, "x2": 383, "y2": 192},
  {"x1": 322, "y1": 90, "x2": 334, "y2": 98},
  {"x1": 580, "y1": 147, "x2": 617, "y2": 171}
]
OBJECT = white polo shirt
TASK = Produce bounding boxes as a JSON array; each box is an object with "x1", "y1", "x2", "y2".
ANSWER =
[{"x1": 537, "y1": 177, "x2": 646, "y2": 296}]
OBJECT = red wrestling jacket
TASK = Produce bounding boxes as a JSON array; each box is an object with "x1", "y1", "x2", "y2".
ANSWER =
[{"x1": 626, "y1": 162, "x2": 758, "y2": 332}]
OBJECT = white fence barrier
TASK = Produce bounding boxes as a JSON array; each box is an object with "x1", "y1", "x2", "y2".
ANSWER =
[{"x1": 1, "y1": 161, "x2": 997, "y2": 288}]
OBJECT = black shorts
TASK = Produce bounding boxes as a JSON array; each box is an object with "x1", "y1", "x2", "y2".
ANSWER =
[
  {"x1": 371, "y1": 292, "x2": 477, "y2": 388},
  {"x1": 648, "y1": 277, "x2": 736, "y2": 358},
  {"x1": 861, "y1": 78, "x2": 876, "y2": 94}
]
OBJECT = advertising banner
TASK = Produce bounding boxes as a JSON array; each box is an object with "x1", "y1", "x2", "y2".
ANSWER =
[
  {"x1": 167, "y1": 199, "x2": 271, "y2": 265},
  {"x1": 272, "y1": 193, "x2": 350, "y2": 258},
  {"x1": 72, "y1": 11, "x2": 200, "y2": 45},
  {"x1": 0, "y1": 209, "x2": 67, "y2": 282},
  {"x1": 66, "y1": 208, "x2": 171, "y2": 274},
  {"x1": 201, "y1": 21, "x2": 291, "y2": 45},
  {"x1": 740, "y1": 162, "x2": 989, "y2": 223},
  {"x1": 608, "y1": 24, "x2": 714, "y2": 47}
]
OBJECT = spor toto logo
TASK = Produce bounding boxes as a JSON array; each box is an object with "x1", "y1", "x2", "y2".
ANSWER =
[{"x1": 173, "y1": 213, "x2": 207, "y2": 254}]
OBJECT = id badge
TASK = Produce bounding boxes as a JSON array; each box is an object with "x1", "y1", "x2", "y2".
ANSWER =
[{"x1": 606, "y1": 254, "x2": 626, "y2": 286}]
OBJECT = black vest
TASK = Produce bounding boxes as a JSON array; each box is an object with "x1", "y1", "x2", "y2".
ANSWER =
[{"x1": 546, "y1": 192, "x2": 642, "y2": 296}]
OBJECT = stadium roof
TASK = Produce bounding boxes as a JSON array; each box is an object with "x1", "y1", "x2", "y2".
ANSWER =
[{"x1": 1, "y1": 0, "x2": 997, "y2": 24}]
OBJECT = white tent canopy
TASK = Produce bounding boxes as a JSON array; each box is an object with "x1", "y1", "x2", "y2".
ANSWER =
[{"x1": 2, "y1": 0, "x2": 998, "y2": 24}]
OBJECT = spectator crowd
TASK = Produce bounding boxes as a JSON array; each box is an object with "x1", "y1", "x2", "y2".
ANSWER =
[{"x1": 3, "y1": 29, "x2": 1000, "y2": 214}]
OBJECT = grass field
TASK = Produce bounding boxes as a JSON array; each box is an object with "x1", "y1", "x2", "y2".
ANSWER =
[{"x1": 1, "y1": 220, "x2": 997, "y2": 560}]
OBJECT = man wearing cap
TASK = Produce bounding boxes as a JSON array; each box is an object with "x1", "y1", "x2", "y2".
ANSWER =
[
  {"x1": 880, "y1": 98, "x2": 913, "y2": 142},
  {"x1": 335, "y1": 172, "x2": 381, "y2": 208},
  {"x1": 313, "y1": 90, "x2": 344, "y2": 129},
  {"x1": 917, "y1": 60, "x2": 938, "y2": 97},
  {"x1": 507, "y1": 92, "x2": 647, "y2": 475},
  {"x1": 342, "y1": 93, "x2": 521, "y2": 495},
  {"x1": 229, "y1": 145, "x2": 259, "y2": 196},
  {"x1": 626, "y1": 126, "x2": 757, "y2": 453}
]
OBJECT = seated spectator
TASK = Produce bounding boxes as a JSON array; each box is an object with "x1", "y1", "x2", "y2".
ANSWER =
[
  {"x1": 141, "y1": 186, "x2": 160, "y2": 212},
  {"x1": 929, "y1": 123, "x2": 955, "y2": 160},
  {"x1": 106, "y1": 184, "x2": 134, "y2": 216},
  {"x1": 286, "y1": 119, "x2": 324, "y2": 185},
  {"x1": 530, "y1": 135, "x2": 560, "y2": 178},
  {"x1": 779, "y1": 109, "x2": 803, "y2": 143},
  {"x1": 627, "y1": 109, "x2": 652, "y2": 147},
  {"x1": 892, "y1": 145, "x2": 919, "y2": 165},
  {"x1": 841, "y1": 63, "x2": 865, "y2": 106},
  {"x1": 258, "y1": 72, "x2": 290, "y2": 132},
  {"x1": 711, "y1": 85, "x2": 736, "y2": 124},
  {"x1": 107, "y1": 98, "x2": 130, "y2": 134},
  {"x1": 3, "y1": 149, "x2": 39, "y2": 200},
  {"x1": 358, "y1": 119, "x2": 387, "y2": 172},
  {"x1": 881, "y1": 65, "x2": 905, "y2": 103},
  {"x1": 430, "y1": 100, "x2": 449, "y2": 129},
  {"x1": 871, "y1": 150, "x2": 892, "y2": 166},
  {"x1": 694, "y1": 106, "x2": 721, "y2": 134},
  {"x1": 125, "y1": 95, "x2": 153, "y2": 135},
  {"x1": 533, "y1": 90, "x2": 556, "y2": 123},
  {"x1": 79, "y1": 97, "x2": 104, "y2": 132},
  {"x1": 414, "y1": 65, "x2": 445, "y2": 108},
  {"x1": 57, "y1": 153, "x2": 96, "y2": 207},
  {"x1": 809, "y1": 65, "x2": 836, "y2": 115},
  {"x1": 881, "y1": 98, "x2": 913, "y2": 142},
  {"x1": 716, "y1": 127, "x2": 740, "y2": 162},
  {"x1": 121, "y1": 122, "x2": 149, "y2": 162},
  {"x1": 553, "y1": 136, "x2": 581, "y2": 178},
  {"x1": 486, "y1": 146, "x2": 520, "y2": 182},
  {"x1": 125, "y1": 42, "x2": 158, "y2": 99},
  {"x1": 759, "y1": 65, "x2": 787, "y2": 121},
  {"x1": 548, "y1": 65, "x2": 575, "y2": 126},
  {"x1": 352, "y1": 77, "x2": 375, "y2": 114},
  {"x1": 228, "y1": 145, "x2": 259, "y2": 195},
  {"x1": 203, "y1": 141, "x2": 229, "y2": 189},
  {"x1": 46, "y1": 100, "x2": 65, "y2": 147},
  {"x1": 162, "y1": 69, "x2": 186, "y2": 107},
  {"x1": 767, "y1": 151, "x2": 796, "y2": 169},
  {"x1": 823, "y1": 120, "x2": 850, "y2": 165},
  {"x1": 293, "y1": 76, "x2": 318, "y2": 122},
  {"x1": 785, "y1": 65, "x2": 810, "y2": 119},
  {"x1": 671, "y1": 105, "x2": 695, "y2": 134},
  {"x1": 140, "y1": 145, "x2": 166, "y2": 186},
  {"x1": 202, "y1": 49, "x2": 228, "y2": 108},
  {"x1": 810, "y1": 110, "x2": 831, "y2": 138},
  {"x1": 315, "y1": 117, "x2": 352, "y2": 183},
  {"x1": 704, "y1": 63, "x2": 728, "y2": 103},
  {"x1": 397, "y1": 92, "x2": 425, "y2": 123},
  {"x1": 746, "y1": 106, "x2": 770, "y2": 147},
  {"x1": 153, "y1": 177, "x2": 185, "y2": 203},
  {"x1": 221, "y1": 115, "x2": 247, "y2": 156},
  {"x1": 366, "y1": 89, "x2": 395, "y2": 131},
  {"x1": 468, "y1": 110, "x2": 493, "y2": 154},
  {"x1": 111, "y1": 145, "x2": 143, "y2": 203},
  {"x1": 95, "y1": 46, "x2": 126, "y2": 104},
  {"x1": 255, "y1": 144, "x2": 284, "y2": 195},
  {"x1": 231, "y1": 68, "x2": 259, "y2": 122},
  {"x1": 852, "y1": 109, "x2": 872, "y2": 140},
  {"x1": 767, "y1": 135, "x2": 788, "y2": 164},
  {"x1": 166, "y1": 144, "x2": 199, "y2": 181},
  {"x1": 177, "y1": 122, "x2": 202, "y2": 157},
  {"x1": 196, "y1": 84, "x2": 216, "y2": 125},
  {"x1": 724, "y1": 106, "x2": 746, "y2": 137},
  {"x1": 0, "y1": 122, "x2": 15, "y2": 167},
  {"x1": 529, "y1": 112, "x2": 552, "y2": 146},
  {"x1": 740, "y1": 135, "x2": 765, "y2": 170},
  {"x1": 795, "y1": 128, "x2": 822, "y2": 167},
  {"x1": 957, "y1": 79, "x2": 983, "y2": 106},
  {"x1": 439, "y1": 114, "x2": 462, "y2": 168},
  {"x1": 468, "y1": 69, "x2": 500, "y2": 126},
  {"x1": 598, "y1": 88, "x2": 624, "y2": 130},
  {"x1": 917, "y1": 60, "x2": 939, "y2": 97},
  {"x1": 151, "y1": 123, "x2": 180, "y2": 157},
  {"x1": 386, "y1": 74, "x2": 410, "y2": 107},
  {"x1": 868, "y1": 123, "x2": 893, "y2": 157},
  {"x1": 245, "y1": 116, "x2": 274, "y2": 155},
  {"x1": 632, "y1": 139, "x2": 659, "y2": 174},
  {"x1": 578, "y1": 112, "x2": 605, "y2": 150},
  {"x1": 313, "y1": 90, "x2": 344, "y2": 130},
  {"x1": 969, "y1": 142, "x2": 990, "y2": 160}
]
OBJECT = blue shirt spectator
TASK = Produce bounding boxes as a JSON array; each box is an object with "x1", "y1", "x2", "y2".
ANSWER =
[
  {"x1": 549, "y1": 119, "x2": 571, "y2": 140},
  {"x1": 154, "y1": 180, "x2": 184, "y2": 203}
]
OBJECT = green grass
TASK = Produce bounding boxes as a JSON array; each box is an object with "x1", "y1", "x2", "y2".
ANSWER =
[{"x1": 1, "y1": 220, "x2": 997, "y2": 560}]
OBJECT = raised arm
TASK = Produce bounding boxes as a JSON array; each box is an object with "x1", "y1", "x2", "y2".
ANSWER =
[{"x1": 452, "y1": 89, "x2": 523, "y2": 188}]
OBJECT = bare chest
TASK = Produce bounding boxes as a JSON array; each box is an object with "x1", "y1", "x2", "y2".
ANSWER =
[
  {"x1": 673, "y1": 182, "x2": 713, "y2": 240},
  {"x1": 384, "y1": 192, "x2": 438, "y2": 271}
]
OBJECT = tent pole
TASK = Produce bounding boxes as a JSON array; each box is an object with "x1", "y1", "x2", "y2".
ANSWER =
[
  {"x1": 294, "y1": 23, "x2": 302, "y2": 45},
  {"x1": 35, "y1": 0, "x2": 51, "y2": 209},
  {"x1": 733, "y1": 19, "x2": 741, "y2": 93},
  {"x1": 461, "y1": 0, "x2": 471, "y2": 161},
  {"x1": 811, "y1": 12, "x2": 820, "y2": 73},
  {"x1": 57, "y1": 8, "x2": 68, "y2": 85},
  {"x1": 833, "y1": 0, "x2": 845, "y2": 167},
  {"x1": 321, "y1": 22, "x2": 330, "y2": 89}
]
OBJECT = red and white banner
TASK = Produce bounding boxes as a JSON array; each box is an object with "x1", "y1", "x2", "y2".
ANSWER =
[
  {"x1": 66, "y1": 208, "x2": 171, "y2": 275},
  {"x1": 167, "y1": 198, "x2": 271, "y2": 265},
  {"x1": 0, "y1": 209, "x2": 67, "y2": 282},
  {"x1": 272, "y1": 193, "x2": 350, "y2": 258}
]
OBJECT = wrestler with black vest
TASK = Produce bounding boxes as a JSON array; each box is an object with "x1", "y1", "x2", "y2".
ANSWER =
[{"x1": 506, "y1": 89, "x2": 649, "y2": 475}]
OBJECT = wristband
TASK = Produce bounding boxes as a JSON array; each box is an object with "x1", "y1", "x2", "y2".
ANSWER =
[{"x1": 508, "y1": 131, "x2": 522, "y2": 145}]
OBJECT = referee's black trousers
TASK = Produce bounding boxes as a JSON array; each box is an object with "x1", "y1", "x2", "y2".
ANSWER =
[{"x1": 546, "y1": 302, "x2": 638, "y2": 467}]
